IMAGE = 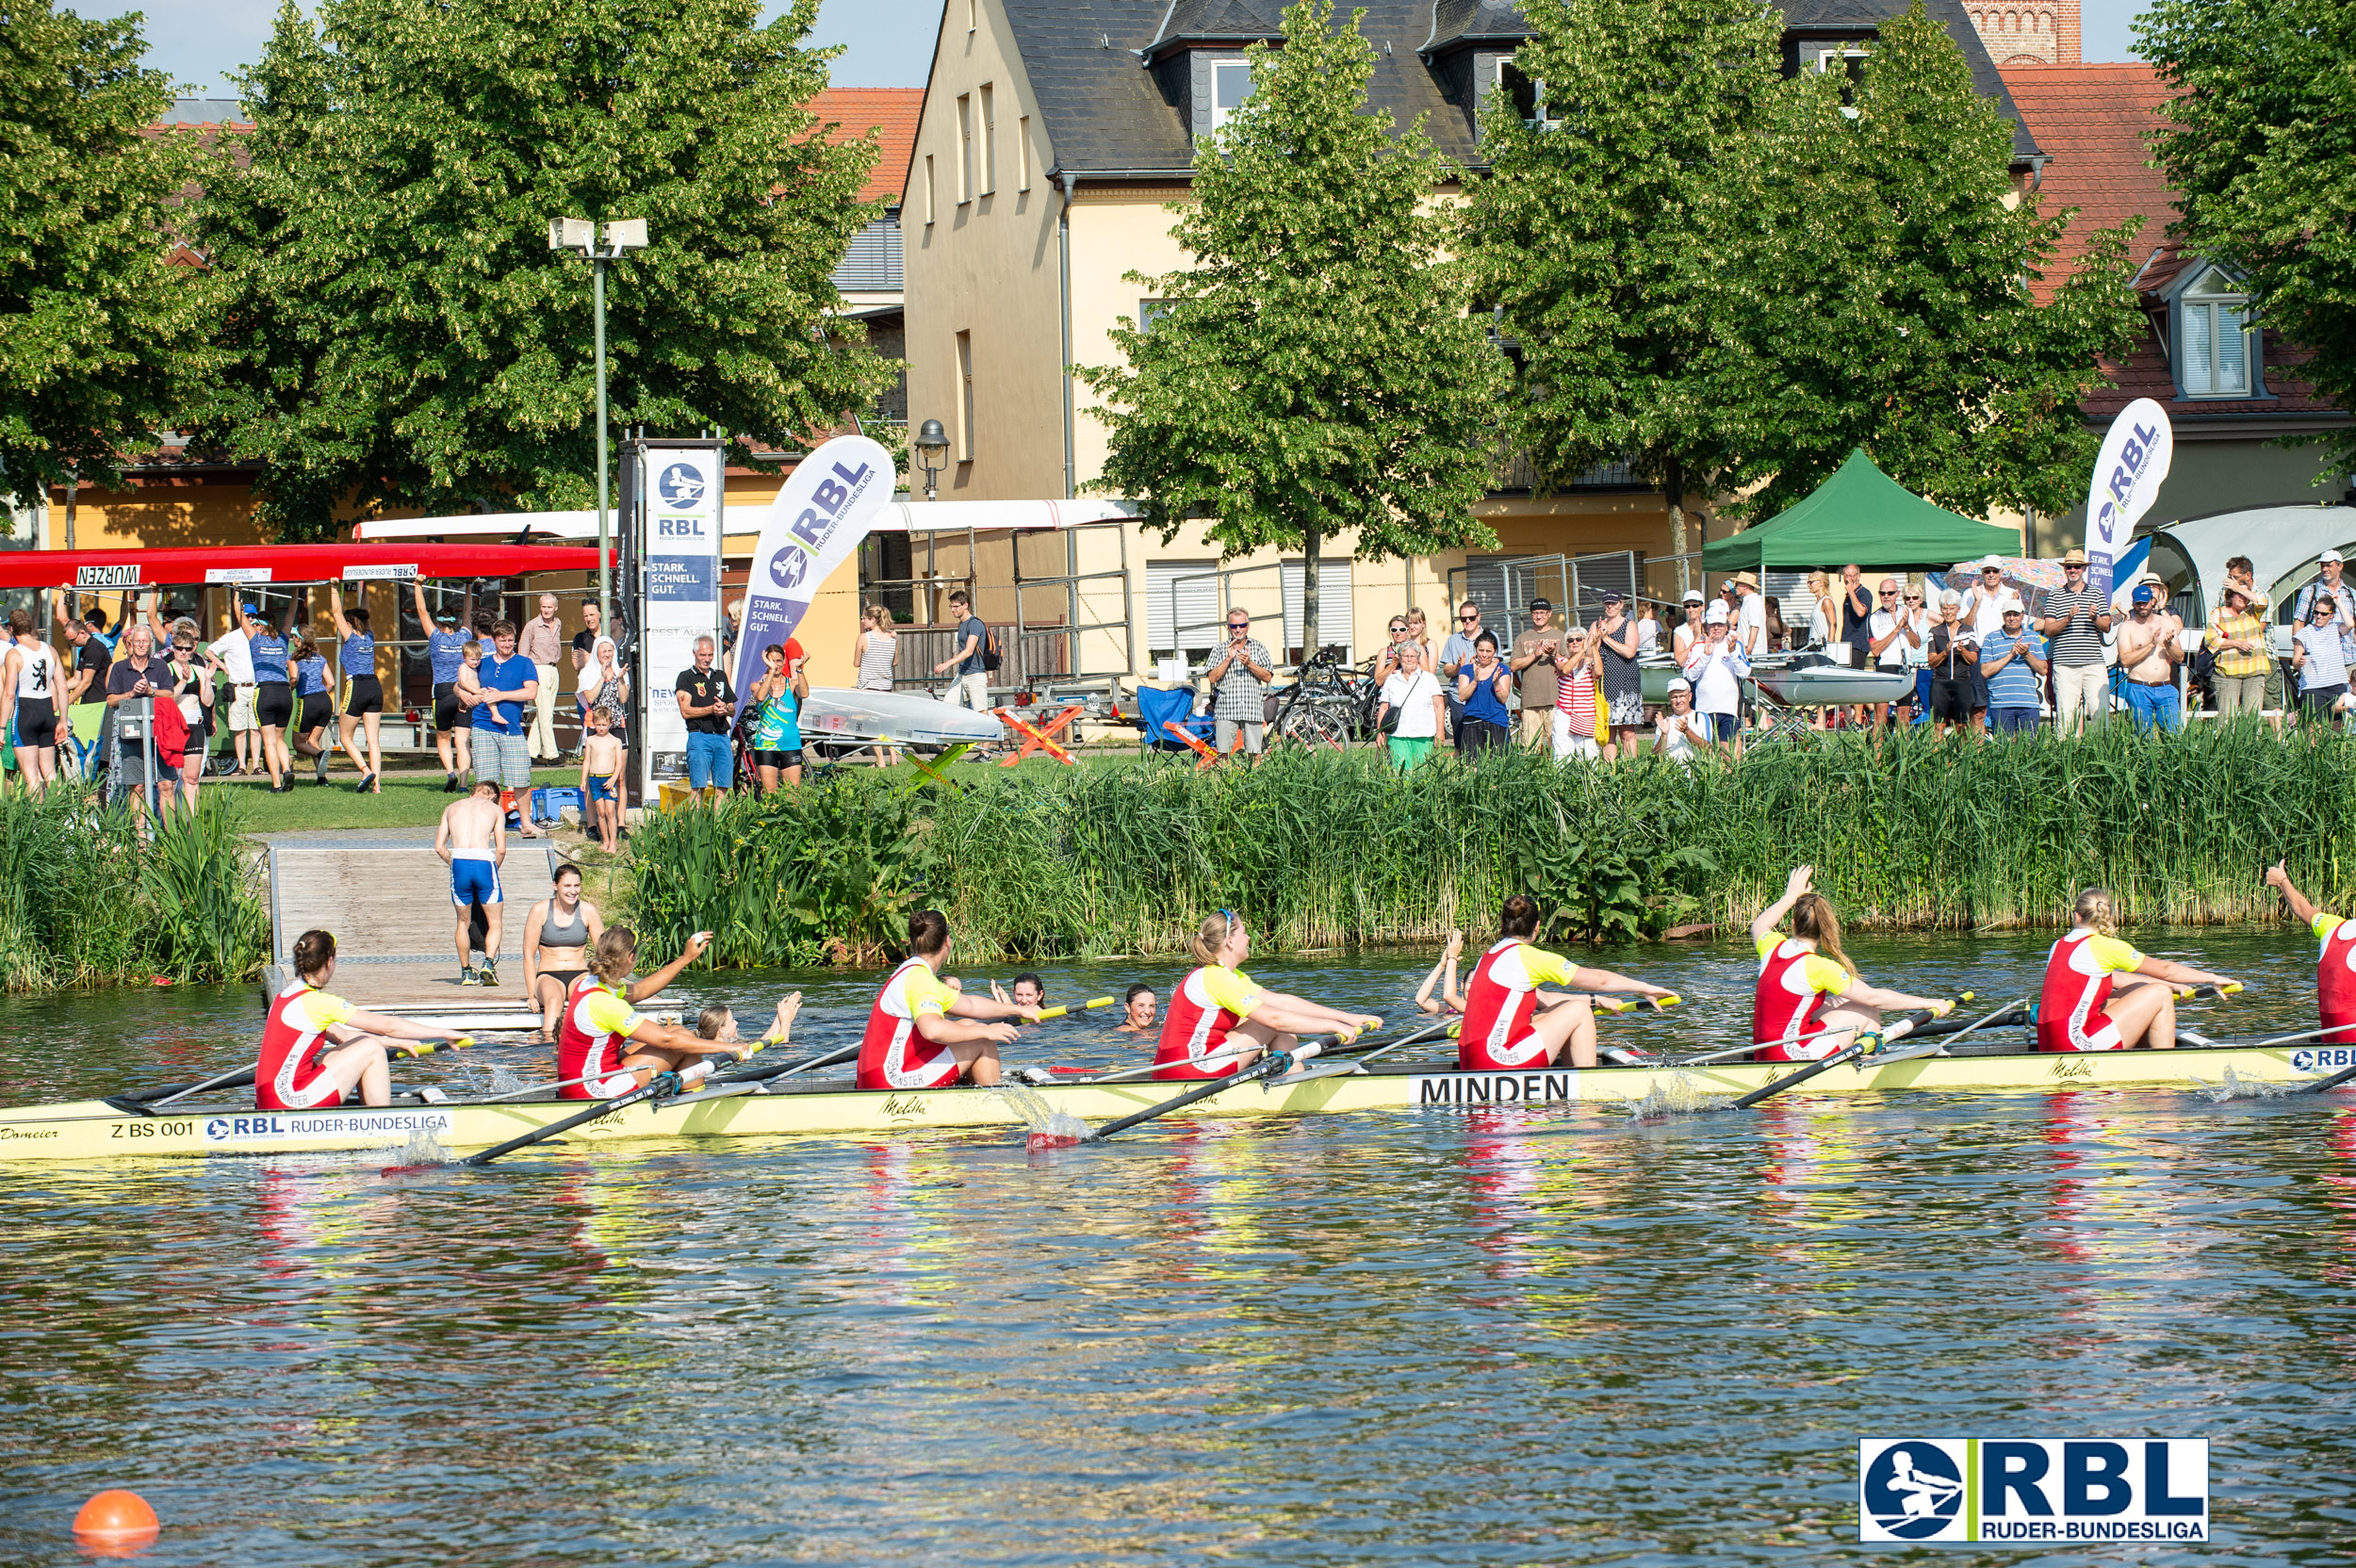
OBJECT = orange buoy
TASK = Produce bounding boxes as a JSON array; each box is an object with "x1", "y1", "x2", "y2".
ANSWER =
[{"x1": 72, "y1": 1490, "x2": 159, "y2": 1552}]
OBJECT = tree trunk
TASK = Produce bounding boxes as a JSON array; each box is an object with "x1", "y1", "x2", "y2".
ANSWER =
[
  {"x1": 1663, "y1": 454, "x2": 1689, "y2": 596},
  {"x1": 1301, "y1": 526, "x2": 1321, "y2": 664}
]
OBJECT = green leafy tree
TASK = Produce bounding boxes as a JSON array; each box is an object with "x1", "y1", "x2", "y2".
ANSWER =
[
  {"x1": 1469, "y1": 0, "x2": 1784, "y2": 573},
  {"x1": 1729, "y1": 3, "x2": 2141, "y2": 518},
  {"x1": 2139, "y1": 0, "x2": 2356, "y2": 471},
  {"x1": 1077, "y1": 0, "x2": 1508, "y2": 658},
  {"x1": 193, "y1": 0, "x2": 892, "y2": 538},
  {"x1": 0, "y1": 3, "x2": 210, "y2": 495}
]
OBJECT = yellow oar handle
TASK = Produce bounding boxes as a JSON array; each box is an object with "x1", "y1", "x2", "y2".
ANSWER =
[
  {"x1": 1034, "y1": 997, "x2": 1118, "y2": 1021},
  {"x1": 1595, "y1": 993, "x2": 1678, "y2": 1015},
  {"x1": 402, "y1": 1036, "x2": 473, "y2": 1059}
]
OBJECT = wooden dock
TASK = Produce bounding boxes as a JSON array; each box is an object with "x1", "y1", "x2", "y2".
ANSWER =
[{"x1": 262, "y1": 837, "x2": 565, "y2": 1012}]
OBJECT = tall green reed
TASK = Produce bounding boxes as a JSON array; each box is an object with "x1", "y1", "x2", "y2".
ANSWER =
[
  {"x1": 0, "y1": 781, "x2": 268, "y2": 989},
  {"x1": 622, "y1": 721, "x2": 2356, "y2": 965}
]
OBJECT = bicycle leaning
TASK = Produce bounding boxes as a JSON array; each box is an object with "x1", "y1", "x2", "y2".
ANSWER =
[{"x1": 1268, "y1": 645, "x2": 1381, "y2": 748}]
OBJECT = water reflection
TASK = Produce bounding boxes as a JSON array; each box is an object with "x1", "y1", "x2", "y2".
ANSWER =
[{"x1": 2, "y1": 934, "x2": 2353, "y2": 1563}]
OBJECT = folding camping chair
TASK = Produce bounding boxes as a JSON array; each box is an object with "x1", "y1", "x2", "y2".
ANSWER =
[{"x1": 1133, "y1": 685, "x2": 1213, "y2": 757}]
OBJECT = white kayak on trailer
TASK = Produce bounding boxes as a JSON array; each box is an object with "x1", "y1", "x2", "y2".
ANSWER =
[{"x1": 798, "y1": 687, "x2": 1002, "y2": 749}]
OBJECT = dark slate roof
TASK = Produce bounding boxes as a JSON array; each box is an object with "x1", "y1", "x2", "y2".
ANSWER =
[
  {"x1": 1143, "y1": 0, "x2": 1293, "y2": 59},
  {"x1": 1421, "y1": 0, "x2": 1535, "y2": 55},
  {"x1": 1008, "y1": 0, "x2": 2036, "y2": 177},
  {"x1": 1007, "y1": 0, "x2": 1484, "y2": 175},
  {"x1": 1778, "y1": 0, "x2": 2040, "y2": 160}
]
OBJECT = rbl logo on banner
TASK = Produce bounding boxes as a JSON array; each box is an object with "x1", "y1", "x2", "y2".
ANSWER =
[
  {"x1": 1858, "y1": 1438, "x2": 2207, "y2": 1544},
  {"x1": 656, "y1": 464, "x2": 708, "y2": 508}
]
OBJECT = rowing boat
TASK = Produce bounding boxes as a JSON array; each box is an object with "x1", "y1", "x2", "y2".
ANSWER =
[{"x1": 2, "y1": 1037, "x2": 2348, "y2": 1163}]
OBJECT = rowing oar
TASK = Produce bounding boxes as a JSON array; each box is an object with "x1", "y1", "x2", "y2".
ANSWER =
[
  {"x1": 1668, "y1": 994, "x2": 1988, "y2": 1070},
  {"x1": 1284, "y1": 1015, "x2": 1463, "y2": 1082},
  {"x1": 132, "y1": 1037, "x2": 477, "y2": 1112},
  {"x1": 2301, "y1": 1063, "x2": 2356, "y2": 1096},
  {"x1": 2176, "y1": 982, "x2": 2244, "y2": 1002},
  {"x1": 1724, "y1": 1004, "x2": 1952, "y2": 1111},
  {"x1": 461, "y1": 1041, "x2": 773, "y2": 1168},
  {"x1": 1828, "y1": 996, "x2": 2026, "y2": 1070},
  {"x1": 1080, "y1": 1029, "x2": 1360, "y2": 1143},
  {"x1": 1035, "y1": 996, "x2": 1116, "y2": 1021}
]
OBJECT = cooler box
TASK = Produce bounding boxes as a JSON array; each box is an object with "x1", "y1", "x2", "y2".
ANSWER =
[{"x1": 532, "y1": 786, "x2": 584, "y2": 826}]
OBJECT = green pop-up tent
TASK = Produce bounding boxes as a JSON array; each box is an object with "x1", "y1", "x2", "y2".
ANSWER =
[{"x1": 1700, "y1": 449, "x2": 2021, "y2": 573}]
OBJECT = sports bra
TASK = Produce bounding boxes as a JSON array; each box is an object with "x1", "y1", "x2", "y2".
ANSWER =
[{"x1": 540, "y1": 898, "x2": 588, "y2": 950}]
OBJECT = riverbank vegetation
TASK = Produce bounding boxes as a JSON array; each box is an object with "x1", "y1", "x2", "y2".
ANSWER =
[
  {"x1": 0, "y1": 785, "x2": 269, "y2": 990},
  {"x1": 623, "y1": 724, "x2": 2356, "y2": 967}
]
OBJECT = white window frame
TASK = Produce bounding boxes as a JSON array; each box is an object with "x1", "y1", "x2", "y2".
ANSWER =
[
  {"x1": 979, "y1": 83, "x2": 995, "y2": 197},
  {"x1": 1496, "y1": 57, "x2": 1560, "y2": 126},
  {"x1": 956, "y1": 93, "x2": 973, "y2": 204},
  {"x1": 1017, "y1": 114, "x2": 1031, "y2": 191},
  {"x1": 1208, "y1": 58, "x2": 1254, "y2": 132},
  {"x1": 923, "y1": 154, "x2": 936, "y2": 225},
  {"x1": 955, "y1": 330, "x2": 975, "y2": 463},
  {"x1": 2179, "y1": 267, "x2": 2255, "y2": 400}
]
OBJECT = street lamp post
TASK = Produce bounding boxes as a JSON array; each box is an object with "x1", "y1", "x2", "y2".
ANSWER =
[
  {"x1": 912, "y1": 418, "x2": 950, "y2": 502},
  {"x1": 549, "y1": 216, "x2": 648, "y2": 633}
]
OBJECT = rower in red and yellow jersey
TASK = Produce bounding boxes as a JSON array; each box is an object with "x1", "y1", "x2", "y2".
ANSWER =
[
  {"x1": 1458, "y1": 895, "x2": 1675, "y2": 1070},
  {"x1": 556, "y1": 927, "x2": 771, "y2": 1099},
  {"x1": 856, "y1": 909, "x2": 1035, "y2": 1090},
  {"x1": 1153, "y1": 908, "x2": 1382, "y2": 1081},
  {"x1": 2266, "y1": 863, "x2": 2356, "y2": 1043},
  {"x1": 1749, "y1": 866, "x2": 1951, "y2": 1061},
  {"x1": 257, "y1": 928, "x2": 467, "y2": 1109},
  {"x1": 2038, "y1": 887, "x2": 2235, "y2": 1053}
]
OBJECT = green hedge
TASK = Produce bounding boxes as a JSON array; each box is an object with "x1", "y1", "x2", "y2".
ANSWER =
[
  {"x1": 622, "y1": 722, "x2": 2356, "y2": 966},
  {"x1": 0, "y1": 782, "x2": 270, "y2": 990}
]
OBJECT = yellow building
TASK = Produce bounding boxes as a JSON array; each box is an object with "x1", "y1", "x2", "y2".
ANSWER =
[{"x1": 900, "y1": 0, "x2": 1721, "y2": 680}]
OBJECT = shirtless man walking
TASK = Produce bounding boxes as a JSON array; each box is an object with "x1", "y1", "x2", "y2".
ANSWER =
[{"x1": 435, "y1": 780, "x2": 508, "y2": 986}]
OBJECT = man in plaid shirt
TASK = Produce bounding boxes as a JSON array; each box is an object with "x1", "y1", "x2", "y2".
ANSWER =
[{"x1": 1206, "y1": 609, "x2": 1273, "y2": 756}]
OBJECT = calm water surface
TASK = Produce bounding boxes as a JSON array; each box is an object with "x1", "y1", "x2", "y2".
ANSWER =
[{"x1": 2, "y1": 932, "x2": 2352, "y2": 1566}]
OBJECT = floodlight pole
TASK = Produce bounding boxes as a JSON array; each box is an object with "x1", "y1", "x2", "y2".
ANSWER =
[{"x1": 594, "y1": 252, "x2": 611, "y2": 633}]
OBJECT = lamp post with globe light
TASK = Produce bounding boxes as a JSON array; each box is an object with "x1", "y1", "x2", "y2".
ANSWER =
[
  {"x1": 912, "y1": 418, "x2": 951, "y2": 502},
  {"x1": 549, "y1": 216, "x2": 648, "y2": 631}
]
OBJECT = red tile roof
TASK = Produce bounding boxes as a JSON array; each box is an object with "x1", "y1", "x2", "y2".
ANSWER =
[
  {"x1": 807, "y1": 88, "x2": 923, "y2": 205},
  {"x1": 2000, "y1": 64, "x2": 2177, "y2": 300}
]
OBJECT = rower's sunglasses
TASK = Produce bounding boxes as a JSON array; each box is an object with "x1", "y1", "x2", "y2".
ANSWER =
[{"x1": 1218, "y1": 907, "x2": 1239, "y2": 939}]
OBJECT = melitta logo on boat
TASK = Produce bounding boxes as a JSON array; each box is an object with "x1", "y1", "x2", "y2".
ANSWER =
[
  {"x1": 1410, "y1": 1070, "x2": 1579, "y2": 1106},
  {"x1": 1858, "y1": 1438, "x2": 2207, "y2": 1543},
  {"x1": 2290, "y1": 1047, "x2": 2353, "y2": 1072},
  {"x1": 201, "y1": 1110, "x2": 456, "y2": 1145}
]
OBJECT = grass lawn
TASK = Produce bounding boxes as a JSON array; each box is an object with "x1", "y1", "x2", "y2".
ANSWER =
[{"x1": 217, "y1": 766, "x2": 589, "y2": 834}]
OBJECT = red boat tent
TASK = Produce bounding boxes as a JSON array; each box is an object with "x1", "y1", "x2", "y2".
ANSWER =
[{"x1": 0, "y1": 542, "x2": 607, "y2": 590}]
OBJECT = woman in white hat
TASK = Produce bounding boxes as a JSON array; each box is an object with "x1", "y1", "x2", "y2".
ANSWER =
[
  {"x1": 1681, "y1": 601, "x2": 1748, "y2": 750},
  {"x1": 1672, "y1": 588, "x2": 1708, "y2": 667}
]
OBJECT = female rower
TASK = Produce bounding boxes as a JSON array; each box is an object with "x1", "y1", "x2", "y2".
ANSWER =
[
  {"x1": 746, "y1": 641, "x2": 808, "y2": 792},
  {"x1": 1750, "y1": 866, "x2": 1951, "y2": 1061},
  {"x1": 1155, "y1": 908, "x2": 1383, "y2": 1081},
  {"x1": 2265, "y1": 863, "x2": 2356, "y2": 1043},
  {"x1": 856, "y1": 909, "x2": 1036, "y2": 1090},
  {"x1": 556, "y1": 926, "x2": 776, "y2": 1099},
  {"x1": 327, "y1": 584, "x2": 384, "y2": 793},
  {"x1": 524, "y1": 861, "x2": 603, "y2": 1041},
  {"x1": 258, "y1": 929, "x2": 468, "y2": 1110},
  {"x1": 1459, "y1": 896, "x2": 1676, "y2": 1070},
  {"x1": 290, "y1": 636, "x2": 335, "y2": 785},
  {"x1": 2039, "y1": 888, "x2": 2235, "y2": 1053}
]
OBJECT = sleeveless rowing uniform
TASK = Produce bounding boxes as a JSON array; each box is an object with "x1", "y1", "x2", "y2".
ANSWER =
[
  {"x1": 2311, "y1": 914, "x2": 2356, "y2": 1039},
  {"x1": 341, "y1": 629, "x2": 383, "y2": 716},
  {"x1": 251, "y1": 629, "x2": 292, "y2": 728},
  {"x1": 1459, "y1": 938, "x2": 1581, "y2": 1070},
  {"x1": 555, "y1": 973, "x2": 644, "y2": 1099},
  {"x1": 857, "y1": 956, "x2": 963, "y2": 1089},
  {"x1": 1752, "y1": 931, "x2": 1855, "y2": 1061},
  {"x1": 256, "y1": 981, "x2": 360, "y2": 1109},
  {"x1": 1153, "y1": 964, "x2": 1265, "y2": 1080},
  {"x1": 2037, "y1": 927, "x2": 2144, "y2": 1052}
]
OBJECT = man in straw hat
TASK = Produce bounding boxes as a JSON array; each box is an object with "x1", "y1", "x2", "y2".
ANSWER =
[{"x1": 2034, "y1": 547, "x2": 2112, "y2": 735}]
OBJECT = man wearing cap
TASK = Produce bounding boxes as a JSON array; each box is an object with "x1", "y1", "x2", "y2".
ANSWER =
[
  {"x1": 1681, "y1": 601, "x2": 1748, "y2": 749},
  {"x1": 2116, "y1": 582, "x2": 2185, "y2": 731},
  {"x1": 202, "y1": 601, "x2": 261, "y2": 776},
  {"x1": 2294, "y1": 550, "x2": 2354, "y2": 665},
  {"x1": 1958, "y1": 559, "x2": 2010, "y2": 732},
  {"x1": 2205, "y1": 580, "x2": 2272, "y2": 722},
  {"x1": 1672, "y1": 588, "x2": 1707, "y2": 666},
  {"x1": 1655, "y1": 676, "x2": 1706, "y2": 764},
  {"x1": 414, "y1": 580, "x2": 477, "y2": 790},
  {"x1": 1979, "y1": 601, "x2": 2048, "y2": 735},
  {"x1": 1509, "y1": 596, "x2": 1561, "y2": 746},
  {"x1": 2035, "y1": 548, "x2": 2112, "y2": 734}
]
